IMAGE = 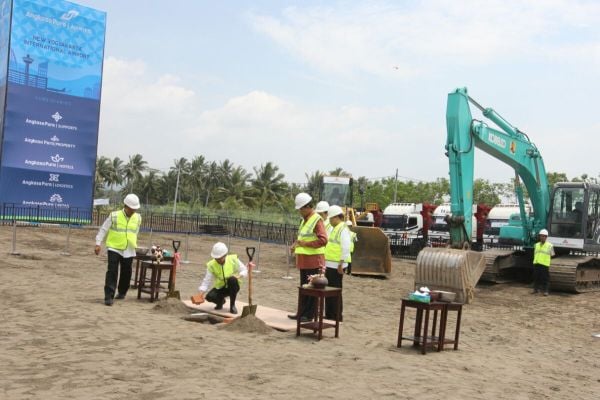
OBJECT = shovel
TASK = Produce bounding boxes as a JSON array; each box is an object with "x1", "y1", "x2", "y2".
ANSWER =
[{"x1": 241, "y1": 247, "x2": 257, "y2": 317}]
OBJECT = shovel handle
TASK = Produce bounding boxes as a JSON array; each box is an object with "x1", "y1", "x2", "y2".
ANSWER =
[{"x1": 246, "y1": 247, "x2": 256, "y2": 262}]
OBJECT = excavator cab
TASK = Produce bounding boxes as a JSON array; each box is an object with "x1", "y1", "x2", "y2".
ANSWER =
[{"x1": 547, "y1": 182, "x2": 600, "y2": 253}]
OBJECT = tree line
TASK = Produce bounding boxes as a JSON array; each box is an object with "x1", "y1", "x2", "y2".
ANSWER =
[{"x1": 95, "y1": 154, "x2": 592, "y2": 214}]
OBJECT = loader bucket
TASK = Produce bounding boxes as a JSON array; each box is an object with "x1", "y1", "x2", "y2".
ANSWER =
[
  {"x1": 415, "y1": 248, "x2": 486, "y2": 304},
  {"x1": 349, "y1": 226, "x2": 391, "y2": 277}
]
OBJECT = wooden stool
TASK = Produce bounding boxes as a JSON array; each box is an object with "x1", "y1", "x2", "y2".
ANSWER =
[
  {"x1": 137, "y1": 261, "x2": 175, "y2": 302},
  {"x1": 132, "y1": 255, "x2": 173, "y2": 288},
  {"x1": 296, "y1": 286, "x2": 342, "y2": 340}
]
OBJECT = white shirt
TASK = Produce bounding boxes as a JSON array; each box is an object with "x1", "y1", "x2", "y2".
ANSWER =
[
  {"x1": 95, "y1": 211, "x2": 137, "y2": 258},
  {"x1": 325, "y1": 226, "x2": 351, "y2": 269},
  {"x1": 198, "y1": 258, "x2": 249, "y2": 293}
]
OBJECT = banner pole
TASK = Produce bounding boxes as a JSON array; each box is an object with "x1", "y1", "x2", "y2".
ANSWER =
[{"x1": 10, "y1": 218, "x2": 20, "y2": 256}]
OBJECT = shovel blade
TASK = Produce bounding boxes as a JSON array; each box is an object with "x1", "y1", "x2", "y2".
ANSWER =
[{"x1": 241, "y1": 304, "x2": 258, "y2": 318}]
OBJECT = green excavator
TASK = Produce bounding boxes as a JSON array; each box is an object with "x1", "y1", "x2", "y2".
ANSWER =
[{"x1": 415, "y1": 87, "x2": 600, "y2": 302}]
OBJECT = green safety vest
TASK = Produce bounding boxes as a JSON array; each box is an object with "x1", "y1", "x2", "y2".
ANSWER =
[
  {"x1": 533, "y1": 242, "x2": 553, "y2": 267},
  {"x1": 325, "y1": 222, "x2": 347, "y2": 262},
  {"x1": 207, "y1": 255, "x2": 241, "y2": 289},
  {"x1": 105, "y1": 210, "x2": 141, "y2": 250},
  {"x1": 295, "y1": 213, "x2": 326, "y2": 255},
  {"x1": 324, "y1": 218, "x2": 331, "y2": 234},
  {"x1": 347, "y1": 231, "x2": 357, "y2": 263}
]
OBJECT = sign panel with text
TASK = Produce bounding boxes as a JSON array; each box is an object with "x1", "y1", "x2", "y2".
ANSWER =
[{"x1": 0, "y1": 0, "x2": 106, "y2": 222}]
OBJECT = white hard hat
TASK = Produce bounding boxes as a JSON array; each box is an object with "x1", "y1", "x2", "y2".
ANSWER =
[
  {"x1": 328, "y1": 205, "x2": 344, "y2": 219},
  {"x1": 539, "y1": 229, "x2": 549, "y2": 236},
  {"x1": 123, "y1": 193, "x2": 140, "y2": 210},
  {"x1": 345, "y1": 220, "x2": 353, "y2": 226},
  {"x1": 315, "y1": 201, "x2": 330, "y2": 213},
  {"x1": 211, "y1": 242, "x2": 228, "y2": 258},
  {"x1": 295, "y1": 192, "x2": 312, "y2": 209}
]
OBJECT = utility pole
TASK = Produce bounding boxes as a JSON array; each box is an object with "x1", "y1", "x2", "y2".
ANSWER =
[
  {"x1": 393, "y1": 168, "x2": 399, "y2": 203},
  {"x1": 173, "y1": 166, "x2": 181, "y2": 217}
]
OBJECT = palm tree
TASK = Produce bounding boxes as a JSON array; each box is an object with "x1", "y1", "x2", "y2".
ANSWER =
[
  {"x1": 123, "y1": 154, "x2": 148, "y2": 192},
  {"x1": 329, "y1": 167, "x2": 351, "y2": 177},
  {"x1": 171, "y1": 157, "x2": 191, "y2": 204},
  {"x1": 305, "y1": 170, "x2": 324, "y2": 200},
  {"x1": 94, "y1": 156, "x2": 112, "y2": 195},
  {"x1": 218, "y1": 159, "x2": 234, "y2": 184},
  {"x1": 189, "y1": 155, "x2": 207, "y2": 207},
  {"x1": 204, "y1": 161, "x2": 221, "y2": 207},
  {"x1": 135, "y1": 170, "x2": 162, "y2": 206},
  {"x1": 217, "y1": 166, "x2": 254, "y2": 208},
  {"x1": 252, "y1": 162, "x2": 287, "y2": 213}
]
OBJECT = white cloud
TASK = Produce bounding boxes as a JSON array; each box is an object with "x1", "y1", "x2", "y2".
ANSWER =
[
  {"x1": 249, "y1": 0, "x2": 600, "y2": 78},
  {"x1": 97, "y1": 58, "x2": 412, "y2": 181}
]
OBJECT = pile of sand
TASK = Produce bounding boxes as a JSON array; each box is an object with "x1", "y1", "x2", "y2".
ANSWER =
[
  {"x1": 152, "y1": 297, "x2": 193, "y2": 315},
  {"x1": 219, "y1": 315, "x2": 272, "y2": 334}
]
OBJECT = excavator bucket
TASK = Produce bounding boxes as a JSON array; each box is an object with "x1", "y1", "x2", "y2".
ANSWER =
[
  {"x1": 415, "y1": 248, "x2": 486, "y2": 304},
  {"x1": 349, "y1": 226, "x2": 391, "y2": 277}
]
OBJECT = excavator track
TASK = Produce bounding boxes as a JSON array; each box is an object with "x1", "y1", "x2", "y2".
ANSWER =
[
  {"x1": 480, "y1": 249, "x2": 519, "y2": 282},
  {"x1": 479, "y1": 250, "x2": 600, "y2": 292},
  {"x1": 549, "y1": 255, "x2": 600, "y2": 293}
]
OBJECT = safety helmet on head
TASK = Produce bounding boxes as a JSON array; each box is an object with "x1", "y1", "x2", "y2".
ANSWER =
[
  {"x1": 295, "y1": 192, "x2": 312, "y2": 209},
  {"x1": 345, "y1": 220, "x2": 353, "y2": 226},
  {"x1": 315, "y1": 201, "x2": 330, "y2": 213},
  {"x1": 539, "y1": 229, "x2": 549, "y2": 236},
  {"x1": 123, "y1": 193, "x2": 140, "y2": 210},
  {"x1": 328, "y1": 205, "x2": 344, "y2": 219},
  {"x1": 211, "y1": 242, "x2": 228, "y2": 258}
]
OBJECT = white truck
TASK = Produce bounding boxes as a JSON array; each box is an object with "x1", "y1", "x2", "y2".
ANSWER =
[
  {"x1": 381, "y1": 203, "x2": 426, "y2": 255},
  {"x1": 429, "y1": 203, "x2": 483, "y2": 243}
]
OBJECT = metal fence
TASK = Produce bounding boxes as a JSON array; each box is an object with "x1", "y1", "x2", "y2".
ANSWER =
[{"x1": 1, "y1": 203, "x2": 527, "y2": 258}]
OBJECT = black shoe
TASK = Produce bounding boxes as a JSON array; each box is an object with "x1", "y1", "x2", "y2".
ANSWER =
[
  {"x1": 214, "y1": 303, "x2": 223, "y2": 310},
  {"x1": 115, "y1": 293, "x2": 126, "y2": 300},
  {"x1": 287, "y1": 314, "x2": 297, "y2": 320},
  {"x1": 230, "y1": 305, "x2": 238, "y2": 314},
  {"x1": 104, "y1": 298, "x2": 113, "y2": 306},
  {"x1": 298, "y1": 316, "x2": 310, "y2": 323}
]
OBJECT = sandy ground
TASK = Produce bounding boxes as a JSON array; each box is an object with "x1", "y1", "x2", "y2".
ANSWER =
[{"x1": 1, "y1": 224, "x2": 599, "y2": 400}]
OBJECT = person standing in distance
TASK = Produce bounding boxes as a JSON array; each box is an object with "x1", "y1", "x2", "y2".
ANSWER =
[
  {"x1": 288, "y1": 193, "x2": 328, "y2": 322},
  {"x1": 532, "y1": 229, "x2": 554, "y2": 296},
  {"x1": 324, "y1": 205, "x2": 351, "y2": 321},
  {"x1": 95, "y1": 194, "x2": 142, "y2": 306}
]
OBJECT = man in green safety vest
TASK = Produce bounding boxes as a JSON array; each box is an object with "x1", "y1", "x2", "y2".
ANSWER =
[
  {"x1": 532, "y1": 229, "x2": 555, "y2": 296},
  {"x1": 288, "y1": 192, "x2": 328, "y2": 322},
  {"x1": 197, "y1": 242, "x2": 253, "y2": 314},
  {"x1": 95, "y1": 194, "x2": 142, "y2": 306},
  {"x1": 324, "y1": 205, "x2": 351, "y2": 321}
]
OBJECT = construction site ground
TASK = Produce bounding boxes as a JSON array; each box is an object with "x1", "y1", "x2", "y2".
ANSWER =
[{"x1": 1, "y1": 225, "x2": 599, "y2": 400}]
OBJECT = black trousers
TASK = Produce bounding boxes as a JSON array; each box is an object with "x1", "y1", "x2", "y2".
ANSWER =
[
  {"x1": 205, "y1": 276, "x2": 240, "y2": 306},
  {"x1": 104, "y1": 251, "x2": 133, "y2": 300},
  {"x1": 532, "y1": 263, "x2": 550, "y2": 292},
  {"x1": 299, "y1": 268, "x2": 319, "y2": 318},
  {"x1": 325, "y1": 267, "x2": 343, "y2": 320}
]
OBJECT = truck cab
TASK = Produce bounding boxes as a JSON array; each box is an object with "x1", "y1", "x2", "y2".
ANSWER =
[{"x1": 381, "y1": 203, "x2": 423, "y2": 238}]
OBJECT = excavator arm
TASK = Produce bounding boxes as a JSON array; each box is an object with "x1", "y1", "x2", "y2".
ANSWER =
[{"x1": 445, "y1": 87, "x2": 550, "y2": 248}]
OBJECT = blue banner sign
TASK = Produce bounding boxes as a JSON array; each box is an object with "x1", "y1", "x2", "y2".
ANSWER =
[{"x1": 0, "y1": 0, "x2": 106, "y2": 222}]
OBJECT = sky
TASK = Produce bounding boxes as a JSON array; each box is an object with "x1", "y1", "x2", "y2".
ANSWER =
[{"x1": 76, "y1": 0, "x2": 600, "y2": 185}]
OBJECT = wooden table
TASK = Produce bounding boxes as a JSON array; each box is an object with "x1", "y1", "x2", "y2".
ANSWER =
[
  {"x1": 397, "y1": 299, "x2": 463, "y2": 354},
  {"x1": 296, "y1": 286, "x2": 342, "y2": 340},
  {"x1": 136, "y1": 260, "x2": 175, "y2": 302}
]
